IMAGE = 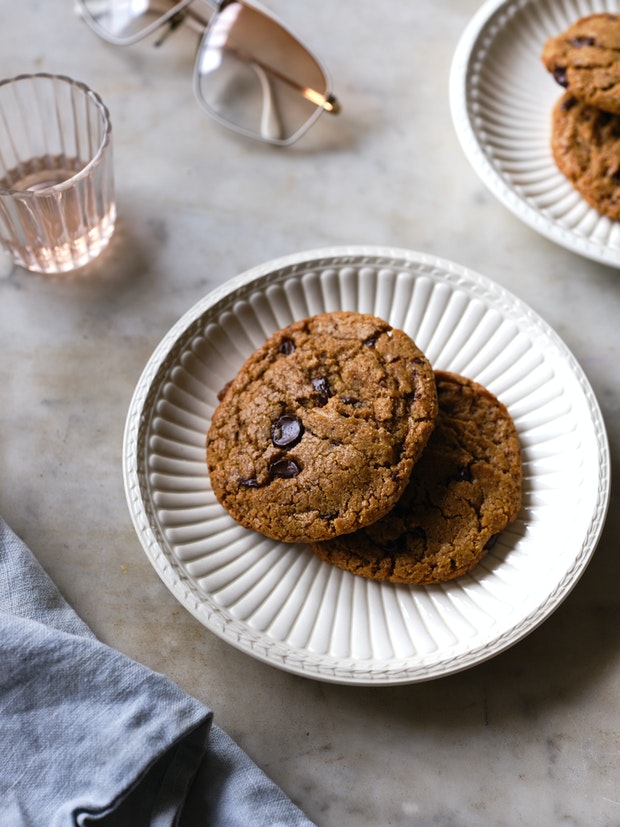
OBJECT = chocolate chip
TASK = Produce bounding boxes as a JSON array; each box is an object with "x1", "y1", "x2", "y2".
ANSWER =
[
  {"x1": 279, "y1": 337, "x2": 295, "y2": 355},
  {"x1": 320, "y1": 511, "x2": 339, "y2": 521},
  {"x1": 271, "y1": 415, "x2": 304, "y2": 448},
  {"x1": 561, "y1": 95, "x2": 578, "y2": 111},
  {"x1": 362, "y1": 333, "x2": 380, "y2": 347},
  {"x1": 310, "y1": 376, "x2": 331, "y2": 406},
  {"x1": 553, "y1": 66, "x2": 568, "y2": 87},
  {"x1": 268, "y1": 457, "x2": 301, "y2": 478},
  {"x1": 484, "y1": 534, "x2": 499, "y2": 550},
  {"x1": 311, "y1": 376, "x2": 331, "y2": 396},
  {"x1": 239, "y1": 477, "x2": 260, "y2": 488},
  {"x1": 571, "y1": 36, "x2": 595, "y2": 47},
  {"x1": 341, "y1": 396, "x2": 359, "y2": 406}
]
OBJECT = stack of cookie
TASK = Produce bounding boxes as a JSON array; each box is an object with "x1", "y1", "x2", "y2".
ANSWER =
[
  {"x1": 206, "y1": 311, "x2": 522, "y2": 586},
  {"x1": 542, "y1": 13, "x2": 620, "y2": 221}
]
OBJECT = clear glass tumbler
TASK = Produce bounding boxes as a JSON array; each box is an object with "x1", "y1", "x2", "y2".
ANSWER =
[{"x1": 0, "y1": 73, "x2": 116, "y2": 274}]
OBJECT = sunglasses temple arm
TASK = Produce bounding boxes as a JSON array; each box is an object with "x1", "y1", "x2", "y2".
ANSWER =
[{"x1": 230, "y1": 45, "x2": 339, "y2": 114}]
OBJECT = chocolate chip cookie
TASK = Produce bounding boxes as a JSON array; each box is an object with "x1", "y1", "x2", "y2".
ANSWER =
[
  {"x1": 542, "y1": 13, "x2": 620, "y2": 114},
  {"x1": 310, "y1": 371, "x2": 522, "y2": 585},
  {"x1": 206, "y1": 311, "x2": 438, "y2": 544},
  {"x1": 550, "y1": 90, "x2": 620, "y2": 220}
]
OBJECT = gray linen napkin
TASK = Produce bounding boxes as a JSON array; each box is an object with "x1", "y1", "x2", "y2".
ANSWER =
[{"x1": 0, "y1": 516, "x2": 315, "y2": 827}]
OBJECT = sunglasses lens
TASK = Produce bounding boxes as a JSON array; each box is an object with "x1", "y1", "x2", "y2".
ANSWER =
[
  {"x1": 79, "y1": 0, "x2": 190, "y2": 44},
  {"x1": 194, "y1": 2, "x2": 333, "y2": 145}
]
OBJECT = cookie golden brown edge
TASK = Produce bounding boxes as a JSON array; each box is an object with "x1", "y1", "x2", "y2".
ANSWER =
[{"x1": 309, "y1": 371, "x2": 522, "y2": 585}]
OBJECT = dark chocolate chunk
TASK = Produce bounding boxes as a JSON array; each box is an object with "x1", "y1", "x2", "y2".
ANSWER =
[
  {"x1": 561, "y1": 95, "x2": 578, "y2": 111},
  {"x1": 362, "y1": 333, "x2": 380, "y2": 347},
  {"x1": 269, "y1": 457, "x2": 301, "y2": 478},
  {"x1": 239, "y1": 477, "x2": 260, "y2": 488},
  {"x1": 279, "y1": 337, "x2": 295, "y2": 355},
  {"x1": 271, "y1": 415, "x2": 304, "y2": 448},
  {"x1": 311, "y1": 376, "x2": 331, "y2": 396}
]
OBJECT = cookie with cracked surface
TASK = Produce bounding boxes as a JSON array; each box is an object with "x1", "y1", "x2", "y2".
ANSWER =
[
  {"x1": 309, "y1": 371, "x2": 522, "y2": 585},
  {"x1": 542, "y1": 13, "x2": 620, "y2": 114},
  {"x1": 550, "y1": 90, "x2": 620, "y2": 220},
  {"x1": 206, "y1": 311, "x2": 438, "y2": 544}
]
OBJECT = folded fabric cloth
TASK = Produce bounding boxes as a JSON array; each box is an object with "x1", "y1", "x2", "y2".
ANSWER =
[{"x1": 0, "y1": 516, "x2": 315, "y2": 827}]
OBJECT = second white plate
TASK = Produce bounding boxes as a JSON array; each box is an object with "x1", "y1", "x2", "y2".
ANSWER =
[
  {"x1": 123, "y1": 246, "x2": 610, "y2": 685},
  {"x1": 450, "y1": 0, "x2": 620, "y2": 267}
]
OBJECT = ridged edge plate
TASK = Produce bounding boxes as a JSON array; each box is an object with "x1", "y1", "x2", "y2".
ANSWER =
[
  {"x1": 122, "y1": 246, "x2": 610, "y2": 684},
  {"x1": 450, "y1": 0, "x2": 620, "y2": 267}
]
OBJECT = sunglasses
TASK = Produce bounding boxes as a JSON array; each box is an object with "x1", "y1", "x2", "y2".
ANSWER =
[{"x1": 75, "y1": 0, "x2": 340, "y2": 146}]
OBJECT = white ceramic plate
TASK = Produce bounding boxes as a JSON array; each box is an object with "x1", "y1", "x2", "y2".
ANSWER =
[
  {"x1": 123, "y1": 247, "x2": 610, "y2": 685},
  {"x1": 450, "y1": 0, "x2": 620, "y2": 267}
]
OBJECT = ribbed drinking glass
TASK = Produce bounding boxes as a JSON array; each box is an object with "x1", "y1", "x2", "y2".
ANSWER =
[{"x1": 0, "y1": 73, "x2": 116, "y2": 274}]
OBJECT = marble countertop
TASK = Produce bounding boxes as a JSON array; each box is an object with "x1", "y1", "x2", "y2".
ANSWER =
[{"x1": 2, "y1": 1, "x2": 619, "y2": 824}]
